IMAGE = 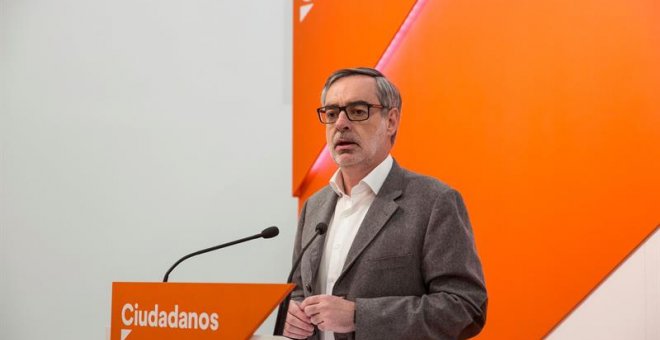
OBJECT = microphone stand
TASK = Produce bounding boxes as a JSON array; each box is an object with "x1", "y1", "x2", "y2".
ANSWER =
[
  {"x1": 163, "y1": 226, "x2": 278, "y2": 282},
  {"x1": 273, "y1": 223, "x2": 327, "y2": 335}
]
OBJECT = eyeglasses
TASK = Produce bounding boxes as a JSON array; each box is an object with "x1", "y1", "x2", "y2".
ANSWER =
[{"x1": 317, "y1": 102, "x2": 388, "y2": 124}]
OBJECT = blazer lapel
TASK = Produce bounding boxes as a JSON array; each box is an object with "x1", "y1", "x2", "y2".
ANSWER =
[
  {"x1": 301, "y1": 187, "x2": 338, "y2": 289},
  {"x1": 338, "y1": 161, "x2": 404, "y2": 281}
]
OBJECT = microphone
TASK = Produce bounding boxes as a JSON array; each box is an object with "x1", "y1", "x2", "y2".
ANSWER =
[
  {"x1": 273, "y1": 222, "x2": 328, "y2": 335},
  {"x1": 163, "y1": 226, "x2": 279, "y2": 282}
]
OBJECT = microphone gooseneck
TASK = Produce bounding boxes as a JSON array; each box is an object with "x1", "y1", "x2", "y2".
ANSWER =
[
  {"x1": 273, "y1": 222, "x2": 328, "y2": 335},
  {"x1": 287, "y1": 223, "x2": 327, "y2": 283},
  {"x1": 162, "y1": 226, "x2": 279, "y2": 282}
]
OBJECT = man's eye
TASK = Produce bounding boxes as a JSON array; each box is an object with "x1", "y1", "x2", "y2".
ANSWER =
[
  {"x1": 348, "y1": 105, "x2": 369, "y2": 117},
  {"x1": 325, "y1": 110, "x2": 339, "y2": 119}
]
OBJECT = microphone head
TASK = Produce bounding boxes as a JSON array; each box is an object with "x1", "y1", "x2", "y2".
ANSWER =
[
  {"x1": 315, "y1": 222, "x2": 328, "y2": 235},
  {"x1": 261, "y1": 226, "x2": 279, "y2": 239}
]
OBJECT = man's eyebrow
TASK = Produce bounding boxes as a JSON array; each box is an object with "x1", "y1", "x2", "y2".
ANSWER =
[
  {"x1": 323, "y1": 100, "x2": 371, "y2": 107},
  {"x1": 347, "y1": 100, "x2": 371, "y2": 106}
]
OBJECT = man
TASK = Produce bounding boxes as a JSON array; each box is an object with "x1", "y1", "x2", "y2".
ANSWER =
[{"x1": 284, "y1": 68, "x2": 487, "y2": 340}]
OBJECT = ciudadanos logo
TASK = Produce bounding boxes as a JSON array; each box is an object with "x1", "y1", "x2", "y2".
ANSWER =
[
  {"x1": 111, "y1": 282, "x2": 293, "y2": 339},
  {"x1": 120, "y1": 303, "x2": 219, "y2": 339}
]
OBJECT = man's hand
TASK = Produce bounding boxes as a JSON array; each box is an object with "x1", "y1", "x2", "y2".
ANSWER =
[
  {"x1": 300, "y1": 295, "x2": 356, "y2": 333},
  {"x1": 283, "y1": 300, "x2": 315, "y2": 339}
]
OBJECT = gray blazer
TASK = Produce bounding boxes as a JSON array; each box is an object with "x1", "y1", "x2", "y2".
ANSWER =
[{"x1": 290, "y1": 161, "x2": 487, "y2": 340}]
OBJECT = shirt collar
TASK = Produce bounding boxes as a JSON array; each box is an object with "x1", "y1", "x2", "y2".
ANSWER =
[{"x1": 329, "y1": 155, "x2": 393, "y2": 197}]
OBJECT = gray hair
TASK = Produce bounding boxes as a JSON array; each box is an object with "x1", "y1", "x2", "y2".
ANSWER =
[{"x1": 320, "y1": 67, "x2": 402, "y2": 112}]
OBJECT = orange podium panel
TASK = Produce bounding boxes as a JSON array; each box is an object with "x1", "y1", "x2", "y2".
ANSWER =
[{"x1": 110, "y1": 282, "x2": 294, "y2": 340}]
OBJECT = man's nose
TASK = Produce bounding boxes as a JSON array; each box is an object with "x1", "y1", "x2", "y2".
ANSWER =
[{"x1": 334, "y1": 110, "x2": 352, "y2": 130}]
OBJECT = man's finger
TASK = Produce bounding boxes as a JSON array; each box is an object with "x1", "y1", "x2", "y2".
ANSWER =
[
  {"x1": 286, "y1": 312, "x2": 314, "y2": 332},
  {"x1": 300, "y1": 294, "x2": 323, "y2": 309},
  {"x1": 289, "y1": 301, "x2": 312, "y2": 322},
  {"x1": 303, "y1": 303, "x2": 320, "y2": 317},
  {"x1": 283, "y1": 323, "x2": 312, "y2": 340},
  {"x1": 284, "y1": 321, "x2": 314, "y2": 337},
  {"x1": 310, "y1": 314, "x2": 323, "y2": 326}
]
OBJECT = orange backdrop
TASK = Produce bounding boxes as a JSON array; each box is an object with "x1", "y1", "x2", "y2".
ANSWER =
[{"x1": 293, "y1": 0, "x2": 659, "y2": 338}]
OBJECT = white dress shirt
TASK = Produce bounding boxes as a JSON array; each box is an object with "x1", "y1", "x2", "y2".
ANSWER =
[{"x1": 316, "y1": 155, "x2": 393, "y2": 340}]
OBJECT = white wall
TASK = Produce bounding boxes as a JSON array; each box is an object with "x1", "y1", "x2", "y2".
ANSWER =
[{"x1": 0, "y1": 0, "x2": 296, "y2": 338}]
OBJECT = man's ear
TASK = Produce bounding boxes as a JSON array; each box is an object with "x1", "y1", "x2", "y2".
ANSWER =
[{"x1": 386, "y1": 108, "x2": 400, "y2": 135}]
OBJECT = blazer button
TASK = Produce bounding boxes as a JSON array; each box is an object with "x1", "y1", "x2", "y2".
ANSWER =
[{"x1": 305, "y1": 284, "x2": 312, "y2": 293}]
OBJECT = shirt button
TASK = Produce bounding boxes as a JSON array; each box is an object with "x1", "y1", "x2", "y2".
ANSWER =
[{"x1": 305, "y1": 284, "x2": 312, "y2": 293}]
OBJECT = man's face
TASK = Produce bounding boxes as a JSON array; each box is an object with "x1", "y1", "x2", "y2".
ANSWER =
[{"x1": 323, "y1": 75, "x2": 399, "y2": 171}]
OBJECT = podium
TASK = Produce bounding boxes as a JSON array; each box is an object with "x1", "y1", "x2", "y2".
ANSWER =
[{"x1": 110, "y1": 282, "x2": 294, "y2": 340}]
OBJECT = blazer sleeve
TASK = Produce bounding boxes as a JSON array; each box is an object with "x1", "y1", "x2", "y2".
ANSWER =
[{"x1": 354, "y1": 189, "x2": 488, "y2": 340}]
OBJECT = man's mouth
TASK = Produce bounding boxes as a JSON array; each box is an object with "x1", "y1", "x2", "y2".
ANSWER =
[{"x1": 334, "y1": 140, "x2": 358, "y2": 152}]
